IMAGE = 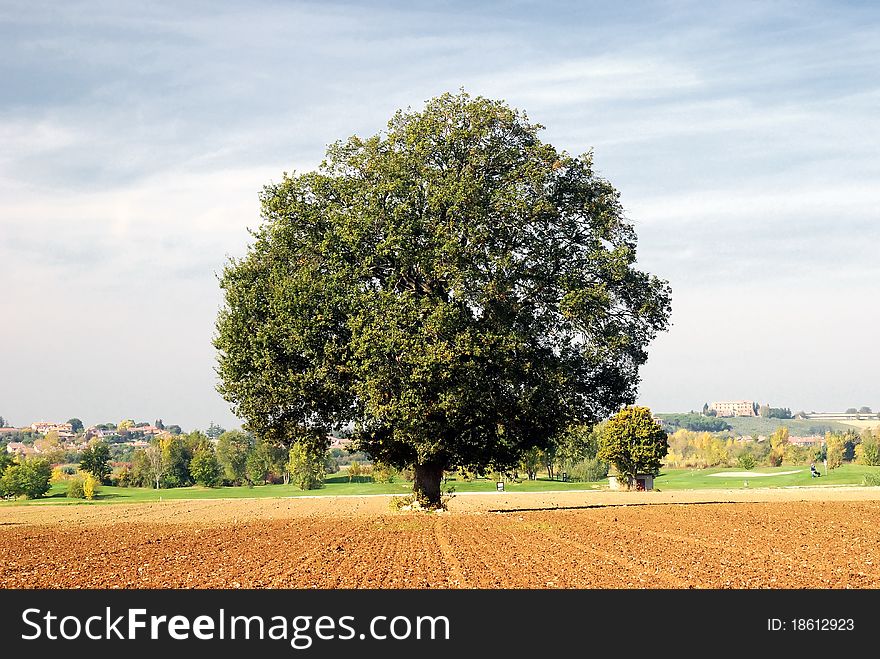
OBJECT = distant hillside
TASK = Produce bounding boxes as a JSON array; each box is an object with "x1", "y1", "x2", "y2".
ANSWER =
[{"x1": 655, "y1": 414, "x2": 856, "y2": 437}]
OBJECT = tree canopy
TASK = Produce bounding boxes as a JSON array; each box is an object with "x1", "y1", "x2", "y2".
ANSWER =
[
  {"x1": 215, "y1": 91, "x2": 671, "y2": 505},
  {"x1": 597, "y1": 406, "x2": 668, "y2": 487},
  {"x1": 80, "y1": 441, "x2": 112, "y2": 484}
]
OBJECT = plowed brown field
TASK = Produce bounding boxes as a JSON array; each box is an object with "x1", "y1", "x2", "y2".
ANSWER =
[{"x1": 3, "y1": 488, "x2": 880, "y2": 589}]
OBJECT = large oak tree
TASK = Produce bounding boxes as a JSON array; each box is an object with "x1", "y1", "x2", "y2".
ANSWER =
[{"x1": 214, "y1": 92, "x2": 671, "y2": 506}]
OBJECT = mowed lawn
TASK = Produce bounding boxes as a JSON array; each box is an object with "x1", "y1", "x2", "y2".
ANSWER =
[
  {"x1": 655, "y1": 464, "x2": 880, "y2": 490},
  {"x1": 4, "y1": 465, "x2": 879, "y2": 506},
  {"x1": 0, "y1": 474, "x2": 598, "y2": 506}
]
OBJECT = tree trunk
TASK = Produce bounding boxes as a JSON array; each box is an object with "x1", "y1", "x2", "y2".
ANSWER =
[{"x1": 413, "y1": 462, "x2": 444, "y2": 508}]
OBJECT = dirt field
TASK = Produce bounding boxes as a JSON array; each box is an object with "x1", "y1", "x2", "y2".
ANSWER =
[{"x1": 2, "y1": 487, "x2": 880, "y2": 589}]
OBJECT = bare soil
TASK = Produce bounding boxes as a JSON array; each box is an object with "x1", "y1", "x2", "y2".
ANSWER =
[{"x1": 2, "y1": 487, "x2": 879, "y2": 589}]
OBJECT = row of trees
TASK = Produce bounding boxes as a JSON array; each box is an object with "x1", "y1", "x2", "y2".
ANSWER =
[
  {"x1": 663, "y1": 427, "x2": 880, "y2": 470},
  {"x1": 664, "y1": 413, "x2": 732, "y2": 432},
  {"x1": 120, "y1": 430, "x2": 330, "y2": 490}
]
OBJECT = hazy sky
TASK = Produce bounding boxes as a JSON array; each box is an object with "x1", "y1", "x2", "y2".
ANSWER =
[{"x1": 1, "y1": 0, "x2": 878, "y2": 431}]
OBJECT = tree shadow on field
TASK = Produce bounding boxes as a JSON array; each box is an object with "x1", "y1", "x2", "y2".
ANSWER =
[{"x1": 488, "y1": 500, "x2": 748, "y2": 514}]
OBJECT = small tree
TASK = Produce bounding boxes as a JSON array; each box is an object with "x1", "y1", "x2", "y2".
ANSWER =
[
  {"x1": 189, "y1": 444, "x2": 222, "y2": 486},
  {"x1": 145, "y1": 444, "x2": 167, "y2": 489},
  {"x1": 855, "y1": 430, "x2": 880, "y2": 466},
  {"x1": 66, "y1": 476, "x2": 86, "y2": 499},
  {"x1": 372, "y1": 462, "x2": 397, "y2": 483},
  {"x1": 597, "y1": 406, "x2": 668, "y2": 489},
  {"x1": 519, "y1": 446, "x2": 542, "y2": 480},
  {"x1": 1, "y1": 459, "x2": 52, "y2": 499},
  {"x1": 767, "y1": 427, "x2": 789, "y2": 467},
  {"x1": 737, "y1": 451, "x2": 756, "y2": 470},
  {"x1": 82, "y1": 472, "x2": 100, "y2": 500},
  {"x1": 80, "y1": 441, "x2": 112, "y2": 484},
  {"x1": 216, "y1": 430, "x2": 253, "y2": 485},
  {"x1": 825, "y1": 433, "x2": 846, "y2": 470},
  {"x1": 287, "y1": 443, "x2": 325, "y2": 490},
  {"x1": 347, "y1": 460, "x2": 362, "y2": 483},
  {"x1": 205, "y1": 422, "x2": 226, "y2": 441},
  {"x1": 245, "y1": 442, "x2": 272, "y2": 485}
]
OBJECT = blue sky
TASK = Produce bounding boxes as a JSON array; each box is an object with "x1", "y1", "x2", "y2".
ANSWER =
[{"x1": 1, "y1": 0, "x2": 878, "y2": 431}]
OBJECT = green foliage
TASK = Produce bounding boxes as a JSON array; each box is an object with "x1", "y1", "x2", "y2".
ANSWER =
[
  {"x1": 129, "y1": 448, "x2": 153, "y2": 488},
  {"x1": 782, "y1": 443, "x2": 813, "y2": 466},
  {"x1": 825, "y1": 432, "x2": 846, "y2": 469},
  {"x1": 67, "y1": 418, "x2": 84, "y2": 433},
  {"x1": 347, "y1": 460, "x2": 363, "y2": 483},
  {"x1": 189, "y1": 444, "x2": 222, "y2": 486},
  {"x1": 205, "y1": 422, "x2": 225, "y2": 441},
  {"x1": 79, "y1": 441, "x2": 112, "y2": 484},
  {"x1": 664, "y1": 429, "x2": 737, "y2": 468},
  {"x1": 161, "y1": 435, "x2": 192, "y2": 487},
  {"x1": 568, "y1": 457, "x2": 609, "y2": 482},
  {"x1": 862, "y1": 472, "x2": 880, "y2": 486},
  {"x1": 598, "y1": 406, "x2": 668, "y2": 487},
  {"x1": 116, "y1": 465, "x2": 132, "y2": 487},
  {"x1": 1, "y1": 458, "x2": 52, "y2": 499},
  {"x1": 856, "y1": 430, "x2": 880, "y2": 466},
  {"x1": 660, "y1": 414, "x2": 732, "y2": 433},
  {"x1": 216, "y1": 430, "x2": 253, "y2": 485},
  {"x1": 549, "y1": 424, "x2": 600, "y2": 475},
  {"x1": 371, "y1": 462, "x2": 397, "y2": 483},
  {"x1": 518, "y1": 446, "x2": 542, "y2": 480},
  {"x1": 0, "y1": 451, "x2": 15, "y2": 474},
  {"x1": 65, "y1": 472, "x2": 100, "y2": 499},
  {"x1": 245, "y1": 441, "x2": 273, "y2": 485},
  {"x1": 287, "y1": 443, "x2": 326, "y2": 490},
  {"x1": 737, "y1": 452, "x2": 756, "y2": 470},
  {"x1": 66, "y1": 476, "x2": 85, "y2": 499},
  {"x1": 214, "y1": 91, "x2": 671, "y2": 505}
]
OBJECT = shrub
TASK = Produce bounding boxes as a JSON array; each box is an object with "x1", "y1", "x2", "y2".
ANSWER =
[
  {"x1": 82, "y1": 472, "x2": 100, "y2": 500},
  {"x1": 767, "y1": 450, "x2": 783, "y2": 467},
  {"x1": 1, "y1": 459, "x2": 52, "y2": 499},
  {"x1": 116, "y1": 466, "x2": 132, "y2": 487},
  {"x1": 568, "y1": 457, "x2": 609, "y2": 482},
  {"x1": 66, "y1": 476, "x2": 85, "y2": 499},
  {"x1": 287, "y1": 443, "x2": 325, "y2": 490},
  {"x1": 372, "y1": 462, "x2": 397, "y2": 484},
  {"x1": 737, "y1": 452, "x2": 756, "y2": 470},
  {"x1": 862, "y1": 473, "x2": 880, "y2": 486},
  {"x1": 856, "y1": 435, "x2": 880, "y2": 466}
]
